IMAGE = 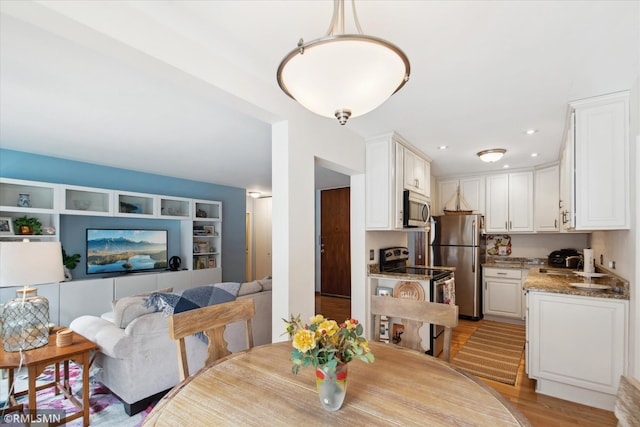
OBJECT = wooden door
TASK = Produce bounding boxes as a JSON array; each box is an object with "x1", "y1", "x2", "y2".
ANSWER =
[{"x1": 320, "y1": 188, "x2": 351, "y2": 297}]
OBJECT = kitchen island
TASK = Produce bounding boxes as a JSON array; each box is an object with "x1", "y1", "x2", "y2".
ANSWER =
[{"x1": 523, "y1": 265, "x2": 629, "y2": 411}]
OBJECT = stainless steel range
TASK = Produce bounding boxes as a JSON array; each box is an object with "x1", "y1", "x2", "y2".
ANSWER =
[{"x1": 379, "y1": 247, "x2": 455, "y2": 357}]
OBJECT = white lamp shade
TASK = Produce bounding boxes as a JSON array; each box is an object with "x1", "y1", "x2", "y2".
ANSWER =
[
  {"x1": 0, "y1": 241, "x2": 65, "y2": 287},
  {"x1": 278, "y1": 35, "x2": 409, "y2": 120}
]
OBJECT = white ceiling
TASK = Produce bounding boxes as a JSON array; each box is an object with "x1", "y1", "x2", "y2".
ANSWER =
[{"x1": 1, "y1": 1, "x2": 638, "y2": 196}]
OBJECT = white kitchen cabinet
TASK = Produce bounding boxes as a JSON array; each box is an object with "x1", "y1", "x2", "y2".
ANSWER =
[
  {"x1": 437, "y1": 176, "x2": 484, "y2": 215},
  {"x1": 534, "y1": 165, "x2": 560, "y2": 232},
  {"x1": 403, "y1": 147, "x2": 430, "y2": 197},
  {"x1": 566, "y1": 91, "x2": 630, "y2": 230},
  {"x1": 365, "y1": 132, "x2": 404, "y2": 230},
  {"x1": 485, "y1": 172, "x2": 533, "y2": 233},
  {"x1": 559, "y1": 127, "x2": 575, "y2": 232},
  {"x1": 483, "y1": 267, "x2": 523, "y2": 319},
  {"x1": 527, "y1": 291, "x2": 628, "y2": 410}
]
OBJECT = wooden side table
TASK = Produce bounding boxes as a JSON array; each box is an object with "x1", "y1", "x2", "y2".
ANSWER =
[{"x1": 0, "y1": 330, "x2": 97, "y2": 427}]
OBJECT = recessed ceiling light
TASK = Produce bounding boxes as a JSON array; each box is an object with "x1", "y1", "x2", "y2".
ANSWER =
[
  {"x1": 503, "y1": 164, "x2": 510, "y2": 169},
  {"x1": 248, "y1": 191, "x2": 261, "y2": 198},
  {"x1": 531, "y1": 153, "x2": 539, "y2": 157},
  {"x1": 438, "y1": 145, "x2": 448, "y2": 150},
  {"x1": 525, "y1": 129, "x2": 538, "y2": 135}
]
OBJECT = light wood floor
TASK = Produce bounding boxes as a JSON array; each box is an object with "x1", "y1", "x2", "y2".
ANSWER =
[{"x1": 316, "y1": 294, "x2": 618, "y2": 427}]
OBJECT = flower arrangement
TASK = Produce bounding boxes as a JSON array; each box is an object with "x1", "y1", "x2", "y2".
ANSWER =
[{"x1": 283, "y1": 314, "x2": 374, "y2": 374}]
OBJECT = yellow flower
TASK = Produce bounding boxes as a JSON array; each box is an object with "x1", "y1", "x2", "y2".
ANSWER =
[
  {"x1": 317, "y1": 319, "x2": 339, "y2": 337},
  {"x1": 359, "y1": 339, "x2": 370, "y2": 352},
  {"x1": 292, "y1": 329, "x2": 316, "y2": 353},
  {"x1": 310, "y1": 314, "x2": 325, "y2": 324}
]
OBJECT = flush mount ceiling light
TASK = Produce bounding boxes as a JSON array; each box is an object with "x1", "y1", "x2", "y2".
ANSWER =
[
  {"x1": 477, "y1": 149, "x2": 506, "y2": 163},
  {"x1": 277, "y1": 0, "x2": 410, "y2": 125},
  {"x1": 248, "y1": 192, "x2": 261, "y2": 199}
]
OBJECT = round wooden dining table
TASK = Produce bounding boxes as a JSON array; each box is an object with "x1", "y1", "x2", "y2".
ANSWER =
[{"x1": 143, "y1": 341, "x2": 530, "y2": 426}]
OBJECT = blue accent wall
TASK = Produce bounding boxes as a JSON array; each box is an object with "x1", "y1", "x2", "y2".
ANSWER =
[{"x1": 0, "y1": 149, "x2": 246, "y2": 282}]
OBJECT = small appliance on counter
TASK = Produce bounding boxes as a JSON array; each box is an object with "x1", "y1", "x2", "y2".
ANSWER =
[{"x1": 547, "y1": 248, "x2": 583, "y2": 268}]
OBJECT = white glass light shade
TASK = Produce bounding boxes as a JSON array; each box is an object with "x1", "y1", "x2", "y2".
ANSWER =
[
  {"x1": 277, "y1": 35, "x2": 410, "y2": 124},
  {"x1": 477, "y1": 149, "x2": 506, "y2": 163},
  {"x1": 0, "y1": 241, "x2": 65, "y2": 287}
]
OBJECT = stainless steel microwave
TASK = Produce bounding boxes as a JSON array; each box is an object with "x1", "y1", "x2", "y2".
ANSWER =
[{"x1": 403, "y1": 190, "x2": 431, "y2": 229}]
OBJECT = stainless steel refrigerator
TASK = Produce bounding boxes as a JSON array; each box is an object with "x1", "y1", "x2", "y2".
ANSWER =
[{"x1": 430, "y1": 214, "x2": 484, "y2": 320}]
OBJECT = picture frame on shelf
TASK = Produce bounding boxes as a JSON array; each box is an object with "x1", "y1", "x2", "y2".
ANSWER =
[
  {"x1": 208, "y1": 258, "x2": 216, "y2": 268},
  {"x1": 193, "y1": 243, "x2": 200, "y2": 253},
  {"x1": 0, "y1": 217, "x2": 14, "y2": 235},
  {"x1": 203, "y1": 225, "x2": 214, "y2": 236}
]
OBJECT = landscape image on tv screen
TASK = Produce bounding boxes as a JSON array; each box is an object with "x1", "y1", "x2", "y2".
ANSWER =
[{"x1": 87, "y1": 229, "x2": 168, "y2": 274}]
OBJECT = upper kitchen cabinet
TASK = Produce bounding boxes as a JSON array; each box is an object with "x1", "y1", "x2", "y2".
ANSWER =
[
  {"x1": 403, "y1": 147, "x2": 430, "y2": 197},
  {"x1": 436, "y1": 176, "x2": 485, "y2": 215},
  {"x1": 365, "y1": 132, "x2": 404, "y2": 230},
  {"x1": 565, "y1": 91, "x2": 630, "y2": 230},
  {"x1": 485, "y1": 172, "x2": 534, "y2": 233},
  {"x1": 534, "y1": 165, "x2": 560, "y2": 232}
]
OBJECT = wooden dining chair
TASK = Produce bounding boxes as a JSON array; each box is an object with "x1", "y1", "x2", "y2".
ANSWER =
[
  {"x1": 614, "y1": 375, "x2": 640, "y2": 427},
  {"x1": 371, "y1": 295, "x2": 459, "y2": 362},
  {"x1": 169, "y1": 298, "x2": 256, "y2": 381}
]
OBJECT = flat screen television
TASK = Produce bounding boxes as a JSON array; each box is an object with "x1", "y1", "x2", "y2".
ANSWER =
[{"x1": 86, "y1": 229, "x2": 168, "y2": 274}]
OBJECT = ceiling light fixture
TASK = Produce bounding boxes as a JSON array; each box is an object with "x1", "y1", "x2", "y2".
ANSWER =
[
  {"x1": 248, "y1": 192, "x2": 261, "y2": 199},
  {"x1": 438, "y1": 145, "x2": 448, "y2": 150},
  {"x1": 477, "y1": 149, "x2": 506, "y2": 163},
  {"x1": 525, "y1": 129, "x2": 538, "y2": 135},
  {"x1": 531, "y1": 153, "x2": 539, "y2": 157},
  {"x1": 277, "y1": 0, "x2": 410, "y2": 125}
]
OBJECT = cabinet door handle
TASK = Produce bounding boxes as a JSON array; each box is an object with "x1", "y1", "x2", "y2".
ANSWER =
[
  {"x1": 497, "y1": 272, "x2": 507, "y2": 275},
  {"x1": 554, "y1": 219, "x2": 558, "y2": 228},
  {"x1": 509, "y1": 221, "x2": 512, "y2": 230},
  {"x1": 505, "y1": 221, "x2": 508, "y2": 230}
]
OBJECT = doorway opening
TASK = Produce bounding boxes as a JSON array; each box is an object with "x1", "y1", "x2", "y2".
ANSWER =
[{"x1": 314, "y1": 162, "x2": 351, "y2": 321}]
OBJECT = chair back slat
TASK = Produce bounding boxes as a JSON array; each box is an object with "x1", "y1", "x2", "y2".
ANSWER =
[
  {"x1": 169, "y1": 298, "x2": 255, "y2": 381},
  {"x1": 371, "y1": 295, "x2": 458, "y2": 362},
  {"x1": 615, "y1": 375, "x2": 640, "y2": 427}
]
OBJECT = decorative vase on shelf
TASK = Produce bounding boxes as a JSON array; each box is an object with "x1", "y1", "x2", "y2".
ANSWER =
[{"x1": 315, "y1": 364, "x2": 348, "y2": 411}]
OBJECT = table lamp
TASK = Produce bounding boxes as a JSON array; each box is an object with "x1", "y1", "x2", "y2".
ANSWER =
[{"x1": 0, "y1": 241, "x2": 64, "y2": 352}]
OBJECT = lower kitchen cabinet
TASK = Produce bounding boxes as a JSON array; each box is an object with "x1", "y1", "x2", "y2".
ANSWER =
[
  {"x1": 527, "y1": 291, "x2": 628, "y2": 410},
  {"x1": 483, "y1": 267, "x2": 524, "y2": 320}
]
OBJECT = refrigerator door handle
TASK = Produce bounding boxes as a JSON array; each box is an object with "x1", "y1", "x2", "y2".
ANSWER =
[
  {"x1": 472, "y1": 220, "x2": 476, "y2": 248},
  {"x1": 472, "y1": 247, "x2": 476, "y2": 273}
]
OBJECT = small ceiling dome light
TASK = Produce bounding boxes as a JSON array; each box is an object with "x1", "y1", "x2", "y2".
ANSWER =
[
  {"x1": 248, "y1": 192, "x2": 261, "y2": 199},
  {"x1": 525, "y1": 129, "x2": 538, "y2": 135},
  {"x1": 477, "y1": 149, "x2": 506, "y2": 163},
  {"x1": 438, "y1": 145, "x2": 448, "y2": 150},
  {"x1": 277, "y1": 0, "x2": 410, "y2": 125}
]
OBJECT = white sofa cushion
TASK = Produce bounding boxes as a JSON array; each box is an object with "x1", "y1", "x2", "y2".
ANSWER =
[{"x1": 112, "y1": 295, "x2": 156, "y2": 329}]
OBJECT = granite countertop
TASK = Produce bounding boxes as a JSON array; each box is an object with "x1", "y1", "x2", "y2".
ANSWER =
[
  {"x1": 482, "y1": 256, "x2": 547, "y2": 269},
  {"x1": 524, "y1": 266, "x2": 629, "y2": 300}
]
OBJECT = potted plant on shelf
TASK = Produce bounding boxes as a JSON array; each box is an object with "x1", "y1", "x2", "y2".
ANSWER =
[
  {"x1": 62, "y1": 246, "x2": 81, "y2": 281},
  {"x1": 13, "y1": 216, "x2": 42, "y2": 235}
]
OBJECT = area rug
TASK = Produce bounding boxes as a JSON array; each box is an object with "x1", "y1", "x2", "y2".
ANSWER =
[
  {"x1": 1, "y1": 363, "x2": 152, "y2": 426},
  {"x1": 451, "y1": 320, "x2": 526, "y2": 385}
]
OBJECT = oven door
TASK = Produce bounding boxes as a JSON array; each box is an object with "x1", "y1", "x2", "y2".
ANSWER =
[{"x1": 403, "y1": 190, "x2": 431, "y2": 229}]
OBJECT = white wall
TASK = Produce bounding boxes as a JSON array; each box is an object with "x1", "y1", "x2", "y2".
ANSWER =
[{"x1": 504, "y1": 233, "x2": 590, "y2": 259}]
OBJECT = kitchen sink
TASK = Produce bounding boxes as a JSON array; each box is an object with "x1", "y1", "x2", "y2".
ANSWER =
[{"x1": 538, "y1": 268, "x2": 575, "y2": 276}]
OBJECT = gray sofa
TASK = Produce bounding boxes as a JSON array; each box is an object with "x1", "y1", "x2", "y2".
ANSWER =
[{"x1": 70, "y1": 279, "x2": 272, "y2": 415}]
